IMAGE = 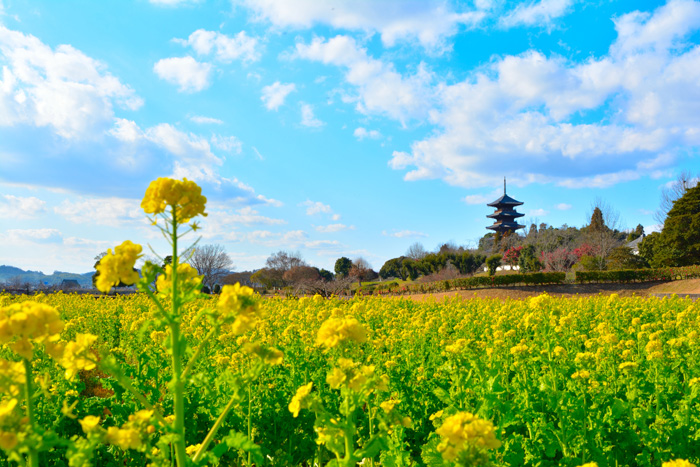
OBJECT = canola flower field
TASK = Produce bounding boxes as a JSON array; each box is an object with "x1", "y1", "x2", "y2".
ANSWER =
[
  {"x1": 0, "y1": 177, "x2": 698, "y2": 467},
  {"x1": 0, "y1": 292, "x2": 699, "y2": 467}
]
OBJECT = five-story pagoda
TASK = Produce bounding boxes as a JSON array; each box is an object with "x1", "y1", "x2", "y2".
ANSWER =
[{"x1": 486, "y1": 178, "x2": 525, "y2": 234}]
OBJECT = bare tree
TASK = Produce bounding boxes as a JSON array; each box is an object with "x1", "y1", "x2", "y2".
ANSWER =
[
  {"x1": 189, "y1": 244, "x2": 233, "y2": 290},
  {"x1": 349, "y1": 257, "x2": 372, "y2": 287},
  {"x1": 405, "y1": 242, "x2": 428, "y2": 260},
  {"x1": 654, "y1": 170, "x2": 700, "y2": 225},
  {"x1": 265, "y1": 250, "x2": 306, "y2": 272}
]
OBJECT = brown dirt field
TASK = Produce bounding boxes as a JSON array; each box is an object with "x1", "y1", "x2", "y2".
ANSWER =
[{"x1": 406, "y1": 279, "x2": 700, "y2": 302}]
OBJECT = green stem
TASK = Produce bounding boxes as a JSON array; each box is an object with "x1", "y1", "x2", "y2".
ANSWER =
[
  {"x1": 170, "y1": 210, "x2": 188, "y2": 467},
  {"x1": 192, "y1": 391, "x2": 239, "y2": 463},
  {"x1": 23, "y1": 359, "x2": 39, "y2": 467},
  {"x1": 181, "y1": 325, "x2": 219, "y2": 381},
  {"x1": 247, "y1": 385, "x2": 253, "y2": 466}
]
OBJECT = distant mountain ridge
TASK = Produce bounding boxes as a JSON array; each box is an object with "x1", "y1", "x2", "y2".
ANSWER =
[{"x1": 0, "y1": 265, "x2": 94, "y2": 288}]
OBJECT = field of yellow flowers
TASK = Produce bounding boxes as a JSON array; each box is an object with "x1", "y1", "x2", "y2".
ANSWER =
[
  {"x1": 1, "y1": 177, "x2": 697, "y2": 466},
  {"x1": 1, "y1": 291, "x2": 698, "y2": 467}
]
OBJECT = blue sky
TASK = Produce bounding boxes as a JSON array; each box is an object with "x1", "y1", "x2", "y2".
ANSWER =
[{"x1": 1, "y1": 0, "x2": 699, "y2": 274}]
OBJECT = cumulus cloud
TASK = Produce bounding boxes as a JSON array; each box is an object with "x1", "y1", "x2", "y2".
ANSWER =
[
  {"x1": 556, "y1": 203, "x2": 572, "y2": 210},
  {"x1": 153, "y1": 56, "x2": 212, "y2": 92},
  {"x1": 0, "y1": 194, "x2": 46, "y2": 219},
  {"x1": 295, "y1": 35, "x2": 435, "y2": 124},
  {"x1": 175, "y1": 29, "x2": 260, "y2": 63},
  {"x1": 210, "y1": 134, "x2": 242, "y2": 153},
  {"x1": 3, "y1": 228, "x2": 62, "y2": 244},
  {"x1": 529, "y1": 208, "x2": 549, "y2": 216},
  {"x1": 240, "y1": 0, "x2": 486, "y2": 51},
  {"x1": 261, "y1": 81, "x2": 296, "y2": 110},
  {"x1": 0, "y1": 26, "x2": 142, "y2": 140},
  {"x1": 301, "y1": 200, "x2": 333, "y2": 216},
  {"x1": 315, "y1": 223, "x2": 355, "y2": 233},
  {"x1": 353, "y1": 127, "x2": 381, "y2": 140},
  {"x1": 500, "y1": 0, "x2": 574, "y2": 29},
  {"x1": 54, "y1": 197, "x2": 144, "y2": 227},
  {"x1": 300, "y1": 103, "x2": 324, "y2": 127},
  {"x1": 190, "y1": 115, "x2": 223, "y2": 124},
  {"x1": 389, "y1": 1, "x2": 700, "y2": 189}
]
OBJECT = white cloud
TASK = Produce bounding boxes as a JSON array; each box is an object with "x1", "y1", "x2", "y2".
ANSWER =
[
  {"x1": 153, "y1": 56, "x2": 212, "y2": 92},
  {"x1": 529, "y1": 208, "x2": 549, "y2": 216},
  {"x1": 0, "y1": 194, "x2": 46, "y2": 219},
  {"x1": 3, "y1": 228, "x2": 62, "y2": 244},
  {"x1": 611, "y1": 0, "x2": 700, "y2": 57},
  {"x1": 388, "y1": 1, "x2": 700, "y2": 190},
  {"x1": 353, "y1": 127, "x2": 381, "y2": 140},
  {"x1": 555, "y1": 203, "x2": 572, "y2": 210},
  {"x1": 500, "y1": 0, "x2": 574, "y2": 29},
  {"x1": 240, "y1": 0, "x2": 486, "y2": 51},
  {"x1": 260, "y1": 81, "x2": 296, "y2": 110},
  {"x1": 211, "y1": 134, "x2": 242, "y2": 153},
  {"x1": 54, "y1": 197, "x2": 144, "y2": 227},
  {"x1": 300, "y1": 103, "x2": 324, "y2": 127},
  {"x1": 301, "y1": 200, "x2": 332, "y2": 216},
  {"x1": 190, "y1": 115, "x2": 223, "y2": 125},
  {"x1": 175, "y1": 29, "x2": 260, "y2": 63},
  {"x1": 295, "y1": 35, "x2": 435, "y2": 124},
  {"x1": 382, "y1": 230, "x2": 428, "y2": 238},
  {"x1": 315, "y1": 223, "x2": 355, "y2": 233},
  {"x1": 0, "y1": 26, "x2": 142, "y2": 140}
]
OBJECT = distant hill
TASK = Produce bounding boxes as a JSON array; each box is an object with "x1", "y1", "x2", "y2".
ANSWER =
[{"x1": 0, "y1": 265, "x2": 94, "y2": 288}]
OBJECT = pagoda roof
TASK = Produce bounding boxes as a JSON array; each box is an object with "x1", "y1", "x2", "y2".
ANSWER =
[
  {"x1": 487, "y1": 193, "x2": 523, "y2": 207},
  {"x1": 487, "y1": 210, "x2": 525, "y2": 219},
  {"x1": 486, "y1": 221, "x2": 525, "y2": 231}
]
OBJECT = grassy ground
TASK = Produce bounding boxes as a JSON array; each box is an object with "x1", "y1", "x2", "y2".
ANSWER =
[{"x1": 406, "y1": 278, "x2": 700, "y2": 302}]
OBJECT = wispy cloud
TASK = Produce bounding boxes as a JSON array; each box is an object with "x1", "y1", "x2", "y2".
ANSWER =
[{"x1": 261, "y1": 81, "x2": 296, "y2": 110}]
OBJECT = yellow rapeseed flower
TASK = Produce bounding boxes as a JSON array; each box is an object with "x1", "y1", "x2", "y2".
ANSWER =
[
  {"x1": 156, "y1": 263, "x2": 201, "y2": 295},
  {"x1": 316, "y1": 317, "x2": 367, "y2": 348},
  {"x1": 141, "y1": 177, "x2": 207, "y2": 223},
  {"x1": 289, "y1": 382, "x2": 313, "y2": 417},
  {"x1": 96, "y1": 240, "x2": 142, "y2": 293},
  {"x1": 79, "y1": 415, "x2": 101, "y2": 433},
  {"x1": 436, "y1": 412, "x2": 501, "y2": 461},
  {"x1": 662, "y1": 460, "x2": 696, "y2": 467}
]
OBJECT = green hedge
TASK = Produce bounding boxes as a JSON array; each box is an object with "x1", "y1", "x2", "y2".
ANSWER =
[
  {"x1": 575, "y1": 265, "x2": 700, "y2": 283},
  {"x1": 367, "y1": 271, "x2": 566, "y2": 295}
]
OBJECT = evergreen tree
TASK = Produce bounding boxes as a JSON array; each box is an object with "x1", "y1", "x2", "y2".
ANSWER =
[{"x1": 658, "y1": 184, "x2": 700, "y2": 266}]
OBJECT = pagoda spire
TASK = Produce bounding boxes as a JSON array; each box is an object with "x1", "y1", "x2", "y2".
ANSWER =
[{"x1": 486, "y1": 179, "x2": 525, "y2": 234}]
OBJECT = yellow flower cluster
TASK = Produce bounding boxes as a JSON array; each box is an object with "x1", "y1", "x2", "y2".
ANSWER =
[
  {"x1": 217, "y1": 283, "x2": 260, "y2": 335},
  {"x1": 96, "y1": 240, "x2": 142, "y2": 293},
  {"x1": 0, "y1": 398, "x2": 19, "y2": 450},
  {"x1": 141, "y1": 177, "x2": 207, "y2": 223},
  {"x1": 0, "y1": 301, "x2": 64, "y2": 360},
  {"x1": 325, "y1": 358, "x2": 388, "y2": 393},
  {"x1": 0, "y1": 360, "x2": 25, "y2": 397},
  {"x1": 436, "y1": 412, "x2": 501, "y2": 461},
  {"x1": 156, "y1": 263, "x2": 201, "y2": 295},
  {"x1": 316, "y1": 316, "x2": 367, "y2": 348},
  {"x1": 60, "y1": 333, "x2": 98, "y2": 380},
  {"x1": 662, "y1": 460, "x2": 697, "y2": 467},
  {"x1": 288, "y1": 382, "x2": 313, "y2": 417}
]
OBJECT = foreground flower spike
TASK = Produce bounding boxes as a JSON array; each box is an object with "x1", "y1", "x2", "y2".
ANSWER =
[
  {"x1": 436, "y1": 412, "x2": 501, "y2": 464},
  {"x1": 141, "y1": 177, "x2": 207, "y2": 223},
  {"x1": 95, "y1": 240, "x2": 143, "y2": 293}
]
